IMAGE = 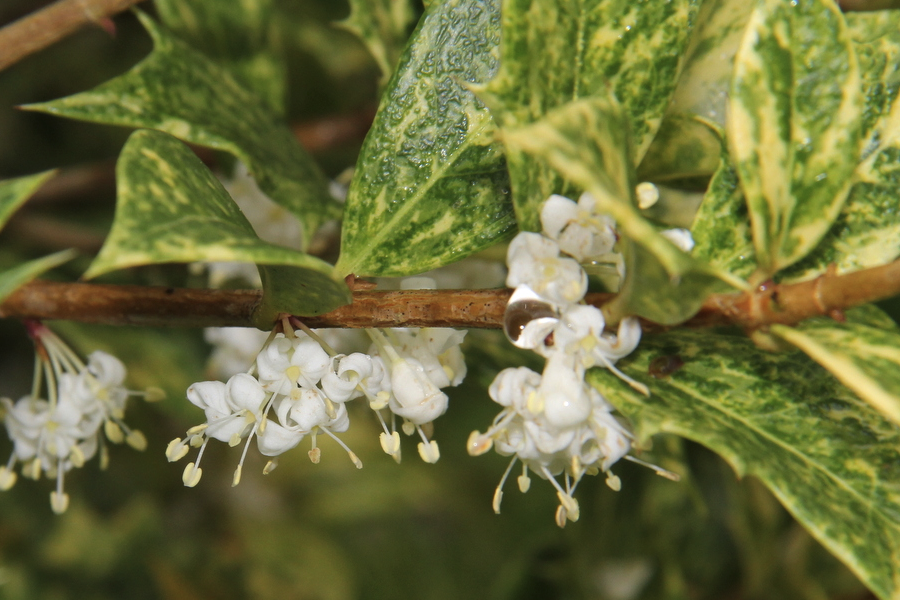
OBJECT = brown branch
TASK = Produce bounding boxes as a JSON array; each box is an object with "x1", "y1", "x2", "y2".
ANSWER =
[
  {"x1": 3, "y1": 259, "x2": 900, "y2": 331},
  {"x1": 0, "y1": 0, "x2": 145, "y2": 72}
]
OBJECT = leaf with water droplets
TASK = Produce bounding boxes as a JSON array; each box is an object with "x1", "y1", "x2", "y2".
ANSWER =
[
  {"x1": 336, "y1": 0, "x2": 514, "y2": 277},
  {"x1": 480, "y1": 0, "x2": 702, "y2": 231}
]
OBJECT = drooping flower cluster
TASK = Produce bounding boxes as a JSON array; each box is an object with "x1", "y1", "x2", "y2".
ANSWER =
[
  {"x1": 168, "y1": 317, "x2": 467, "y2": 487},
  {"x1": 0, "y1": 322, "x2": 161, "y2": 513},
  {"x1": 468, "y1": 191, "x2": 681, "y2": 527}
]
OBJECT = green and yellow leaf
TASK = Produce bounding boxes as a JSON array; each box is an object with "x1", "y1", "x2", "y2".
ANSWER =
[
  {"x1": 481, "y1": 0, "x2": 702, "y2": 230},
  {"x1": 771, "y1": 307, "x2": 900, "y2": 428},
  {"x1": 591, "y1": 327, "x2": 900, "y2": 600},
  {"x1": 337, "y1": 0, "x2": 418, "y2": 86},
  {"x1": 779, "y1": 10, "x2": 900, "y2": 283},
  {"x1": 0, "y1": 170, "x2": 56, "y2": 232},
  {"x1": 690, "y1": 151, "x2": 757, "y2": 282},
  {"x1": 23, "y1": 12, "x2": 337, "y2": 248},
  {"x1": 728, "y1": 0, "x2": 863, "y2": 278},
  {"x1": 153, "y1": 0, "x2": 286, "y2": 113},
  {"x1": 335, "y1": 0, "x2": 514, "y2": 277},
  {"x1": 85, "y1": 129, "x2": 349, "y2": 318}
]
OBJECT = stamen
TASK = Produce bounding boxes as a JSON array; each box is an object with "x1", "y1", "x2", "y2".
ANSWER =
[
  {"x1": 517, "y1": 465, "x2": 531, "y2": 493},
  {"x1": 320, "y1": 427, "x2": 363, "y2": 469},
  {"x1": 492, "y1": 456, "x2": 518, "y2": 514},
  {"x1": 623, "y1": 455, "x2": 681, "y2": 481}
]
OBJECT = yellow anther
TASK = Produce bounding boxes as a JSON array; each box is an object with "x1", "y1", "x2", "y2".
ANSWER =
[{"x1": 127, "y1": 430, "x2": 147, "y2": 451}]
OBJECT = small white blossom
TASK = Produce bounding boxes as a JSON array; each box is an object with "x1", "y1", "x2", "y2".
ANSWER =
[
  {"x1": 540, "y1": 193, "x2": 617, "y2": 262},
  {"x1": 507, "y1": 232, "x2": 588, "y2": 304}
]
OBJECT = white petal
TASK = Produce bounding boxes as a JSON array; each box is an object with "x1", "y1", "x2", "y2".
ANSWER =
[
  {"x1": 257, "y1": 420, "x2": 305, "y2": 456},
  {"x1": 540, "y1": 194, "x2": 578, "y2": 240},
  {"x1": 187, "y1": 381, "x2": 229, "y2": 414},
  {"x1": 226, "y1": 373, "x2": 267, "y2": 412}
]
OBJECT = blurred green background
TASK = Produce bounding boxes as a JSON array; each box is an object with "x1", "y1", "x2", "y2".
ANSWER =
[{"x1": 0, "y1": 1, "x2": 877, "y2": 598}]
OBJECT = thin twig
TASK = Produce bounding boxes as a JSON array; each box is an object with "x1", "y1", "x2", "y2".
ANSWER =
[
  {"x1": 3, "y1": 259, "x2": 900, "y2": 330},
  {"x1": 0, "y1": 0, "x2": 145, "y2": 72}
]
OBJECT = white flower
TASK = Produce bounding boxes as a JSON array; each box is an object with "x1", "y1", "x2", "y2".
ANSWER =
[
  {"x1": 506, "y1": 232, "x2": 587, "y2": 304},
  {"x1": 539, "y1": 354, "x2": 591, "y2": 429},
  {"x1": 256, "y1": 333, "x2": 330, "y2": 394},
  {"x1": 540, "y1": 193, "x2": 617, "y2": 262},
  {"x1": 388, "y1": 358, "x2": 449, "y2": 426},
  {"x1": 321, "y1": 353, "x2": 372, "y2": 402}
]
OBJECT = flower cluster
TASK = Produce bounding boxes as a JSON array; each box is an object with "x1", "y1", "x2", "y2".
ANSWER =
[
  {"x1": 168, "y1": 318, "x2": 467, "y2": 487},
  {"x1": 0, "y1": 322, "x2": 161, "y2": 513},
  {"x1": 468, "y1": 191, "x2": 677, "y2": 527}
]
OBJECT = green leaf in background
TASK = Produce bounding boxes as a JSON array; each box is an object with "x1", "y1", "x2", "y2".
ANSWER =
[
  {"x1": 779, "y1": 10, "x2": 900, "y2": 283},
  {"x1": 691, "y1": 151, "x2": 758, "y2": 282},
  {"x1": 23, "y1": 12, "x2": 338, "y2": 249},
  {"x1": 0, "y1": 250, "x2": 77, "y2": 304},
  {"x1": 480, "y1": 0, "x2": 702, "y2": 230},
  {"x1": 727, "y1": 0, "x2": 863, "y2": 279},
  {"x1": 639, "y1": 0, "x2": 753, "y2": 184},
  {"x1": 505, "y1": 98, "x2": 743, "y2": 324},
  {"x1": 770, "y1": 306, "x2": 900, "y2": 429},
  {"x1": 0, "y1": 170, "x2": 56, "y2": 231},
  {"x1": 337, "y1": 0, "x2": 418, "y2": 87},
  {"x1": 153, "y1": 0, "x2": 287, "y2": 114},
  {"x1": 590, "y1": 326, "x2": 900, "y2": 600},
  {"x1": 84, "y1": 129, "x2": 349, "y2": 318},
  {"x1": 0, "y1": 171, "x2": 76, "y2": 303},
  {"x1": 335, "y1": 0, "x2": 515, "y2": 278}
]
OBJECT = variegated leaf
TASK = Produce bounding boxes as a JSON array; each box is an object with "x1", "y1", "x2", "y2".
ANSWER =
[
  {"x1": 691, "y1": 151, "x2": 757, "y2": 282},
  {"x1": 23, "y1": 12, "x2": 337, "y2": 248},
  {"x1": 505, "y1": 98, "x2": 744, "y2": 324},
  {"x1": 0, "y1": 170, "x2": 56, "y2": 231},
  {"x1": 480, "y1": 0, "x2": 702, "y2": 231},
  {"x1": 728, "y1": 0, "x2": 863, "y2": 278},
  {"x1": 779, "y1": 10, "x2": 900, "y2": 283},
  {"x1": 335, "y1": 0, "x2": 514, "y2": 278},
  {"x1": 771, "y1": 308, "x2": 900, "y2": 428},
  {"x1": 337, "y1": 0, "x2": 418, "y2": 86},
  {"x1": 639, "y1": 0, "x2": 753, "y2": 182},
  {"x1": 153, "y1": 0, "x2": 286, "y2": 113},
  {"x1": 590, "y1": 323, "x2": 900, "y2": 600},
  {"x1": 85, "y1": 130, "x2": 349, "y2": 319}
]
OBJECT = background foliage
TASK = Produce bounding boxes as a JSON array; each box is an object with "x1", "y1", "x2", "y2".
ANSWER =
[{"x1": 1, "y1": 0, "x2": 898, "y2": 599}]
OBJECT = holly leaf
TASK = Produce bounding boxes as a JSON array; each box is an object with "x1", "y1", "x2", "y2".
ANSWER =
[
  {"x1": 727, "y1": 0, "x2": 863, "y2": 278},
  {"x1": 337, "y1": 0, "x2": 418, "y2": 86},
  {"x1": 505, "y1": 98, "x2": 743, "y2": 324},
  {"x1": 778, "y1": 10, "x2": 900, "y2": 283},
  {"x1": 0, "y1": 170, "x2": 56, "y2": 231},
  {"x1": 771, "y1": 307, "x2": 900, "y2": 429},
  {"x1": 23, "y1": 12, "x2": 337, "y2": 248},
  {"x1": 639, "y1": 0, "x2": 753, "y2": 183},
  {"x1": 153, "y1": 0, "x2": 286, "y2": 113},
  {"x1": 84, "y1": 129, "x2": 349, "y2": 319},
  {"x1": 335, "y1": 0, "x2": 515, "y2": 277},
  {"x1": 480, "y1": 0, "x2": 702, "y2": 230},
  {"x1": 591, "y1": 327, "x2": 900, "y2": 600},
  {"x1": 690, "y1": 151, "x2": 757, "y2": 282}
]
